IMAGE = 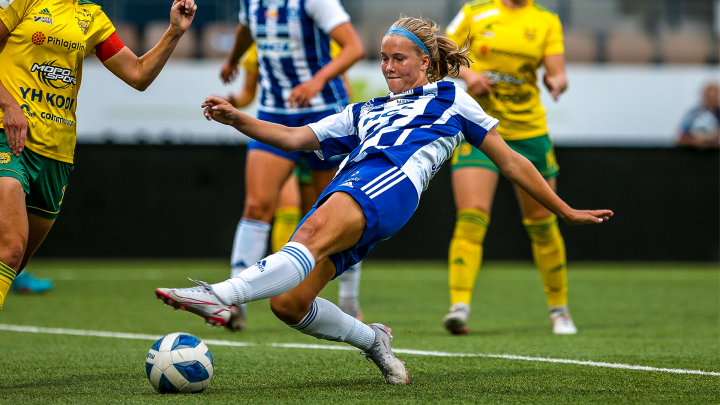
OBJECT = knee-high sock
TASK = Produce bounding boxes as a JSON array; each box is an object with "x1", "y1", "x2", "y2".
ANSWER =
[
  {"x1": 0, "y1": 262, "x2": 16, "y2": 314},
  {"x1": 271, "y1": 206, "x2": 301, "y2": 254},
  {"x1": 214, "y1": 242, "x2": 315, "y2": 306},
  {"x1": 231, "y1": 218, "x2": 271, "y2": 278},
  {"x1": 338, "y1": 261, "x2": 361, "y2": 303},
  {"x1": 449, "y1": 209, "x2": 489, "y2": 306},
  {"x1": 523, "y1": 215, "x2": 568, "y2": 307},
  {"x1": 291, "y1": 297, "x2": 375, "y2": 351}
]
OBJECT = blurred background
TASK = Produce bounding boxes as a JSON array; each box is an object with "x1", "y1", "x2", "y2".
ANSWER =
[{"x1": 41, "y1": 0, "x2": 719, "y2": 262}]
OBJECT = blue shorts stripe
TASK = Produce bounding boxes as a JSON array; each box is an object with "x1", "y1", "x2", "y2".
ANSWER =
[
  {"x1": 364, "y1": 170, "x2": 403, "y2": 196},
  {"x1": 369, "y1": 174, "x2": 408, "y2": 199}
]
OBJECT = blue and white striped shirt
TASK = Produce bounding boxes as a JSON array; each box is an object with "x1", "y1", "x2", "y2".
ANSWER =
[
  {"x1": 239, "y1": 0, "x2": 350, "y2": 115},
  {"x1": 308, "y1": 81, "x2": 500, "y2": 198}
]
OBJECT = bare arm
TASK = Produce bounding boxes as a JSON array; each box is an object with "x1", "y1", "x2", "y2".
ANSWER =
[
  {"x1": 479, "y1": 129, "x2": 612, "y2": 224},
  {"x1": 0, "y1": 18, "x2": 27, "y2": 156},
  {"x1": 201, "y1": 96, "x2": 320, "y2": 151},
  {"x1": 543, "y1": 53, "x2": 568, "y2": 101},
  {"x1": 228, "y1": 70, "x2": 259, "y2": 108},
  {"x1": 220, "y1": 25, "x2": 254, "y2": 84},
  {"x1": 457, "y1": 65, "x2": 493, "y2": 97},
  {"x1": 101, "y1": 0, "x2": 197, "y2": 91},
  {"x1": 287, "y1": 22, "x2": 364, "y2": 107}
]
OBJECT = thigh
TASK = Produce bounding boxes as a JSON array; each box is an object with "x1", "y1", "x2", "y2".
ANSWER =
[
  {"x1": 309, "y1": 168, "x2": 335, "y2": 197},
  {"x1": 514, "y1": 176, "x2": 557, "y2": 220},
  {"x1": 244, "y1": 149, "x2": 296, "y2": 220},
  {"x1": 20, "y1": 213, "x2": 55, "y2": 271},
  {"x1": 0, "y1": 177, "x2": 29, "y2": 268},
  {"x1": 277, "y1": 174, "x2": 301, "y2": 209},
  {"x1": 451, "y1": 167, "x2": 499, "y2": 215}
]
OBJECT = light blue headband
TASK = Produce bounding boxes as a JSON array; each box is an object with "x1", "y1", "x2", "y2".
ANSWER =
[{"x1": 385, "y1": 26, "x2": 430, "y2": 57}]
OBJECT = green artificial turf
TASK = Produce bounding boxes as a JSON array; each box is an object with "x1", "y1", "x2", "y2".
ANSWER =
[{"x1": 0, "y1": 260, "x2": 717, "y2": 404}]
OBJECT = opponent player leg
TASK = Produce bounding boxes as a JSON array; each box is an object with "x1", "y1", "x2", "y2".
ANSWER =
[
  {"x1": 227, "y1": 149, "x2": 295, "y2": 331},
  {"x1": 515, "y1": 177, "x2": 576, "y2": 334},
  {"x1": 444, "y1": 166, "x2": 497, "y2": 334},
  {"x1": 310, "y1": 165, "x2": 364, "y2": 320},
  {"x1": 271, "y1": 174, "x2": 302, "y2": 253},
  {"x1": 12, "y1": 214, "x2": 55, "y2": 294},
  {"x1": 0, "y1": 177, "x2": 29, "y2": 313}
]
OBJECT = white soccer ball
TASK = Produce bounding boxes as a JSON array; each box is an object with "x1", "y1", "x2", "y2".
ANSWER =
[{"x1": 145, "y1": 332, "x2": 214, "y2": 394}]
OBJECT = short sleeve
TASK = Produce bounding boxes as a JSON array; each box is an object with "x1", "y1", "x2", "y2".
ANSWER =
[
  {"x1": 453, "y1": 88, "x2": 499, "y2": 148},
  {"x1": 0, "y1": 0, "x2": 31, "y2": 32},
  {"x1": 544, "y1": 14, "x2": 564, "y2": 56},
  {"x1": 304, "y1": 0, "x2": 350, "y2": 34},
  {"x1": 241, "y1": 44, "x2": 259, "y2": 75},
  {"x1": 87, "y1": 9, "x2": 116, "y2": 52},
  {"x1": 238, "y1": 0, "x2": 248, "y2": 25},
  {"x1": 307, "y1": 104, "x2": 359, "y2": 159},
  {"x1": 445, "y1": 4, "x2": 471, "y2": 47}
]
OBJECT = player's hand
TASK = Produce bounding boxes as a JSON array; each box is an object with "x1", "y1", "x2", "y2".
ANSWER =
[
  {"x1": 220, "y1": 61, "x2": 238, "y2": 84},
  {"x1": 169, "y1": 0, "x2": 197, "y2": 33},
  {"x1": 465, "y1": 70, "x2": 493, "y2": 97},
  {"x1": 202, "y1": 96, "x2": 240, "y2": 126},
  {"x1": 561, "y1": 209, "x2": 613, "y2": 225},
  {"x1": 3, "y1": 101, "x2": 28, "y2": 157},
  {"x1": 543, "y1": 72, "x2": 562, "y2": 101},
  {"x1": 287, "y1": 78, "x2": 324, "y2": 108}
]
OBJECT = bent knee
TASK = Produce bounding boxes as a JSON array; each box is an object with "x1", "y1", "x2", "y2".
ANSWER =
[
  {"x1": 290, "y1": 219, "x2": 322, "y2": 245},
  {"x1": 0, "y1": 236, "x2": 27, "y2": 270},
  {"x1": 270, "y1": 294, "x2": 312, "y2": 325}
]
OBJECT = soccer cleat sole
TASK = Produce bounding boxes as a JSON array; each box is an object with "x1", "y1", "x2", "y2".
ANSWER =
[
  {"x1": 155, "y1": 289, "x2": 228, "y2": 327},
  {"x1": 443, "y1": 317, "x2": 469, "y2": 335}
]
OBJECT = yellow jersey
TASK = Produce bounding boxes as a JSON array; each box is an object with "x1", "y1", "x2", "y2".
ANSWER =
[
  {"x1": 241, "y1": 41, "x2": 342, "y2": 77},
  {"x1": 446, "y1": 0, "x2": 564, "y2": 140},
  {"x1": 0, "y1": 0, "x2": 115, "y2": 163}
]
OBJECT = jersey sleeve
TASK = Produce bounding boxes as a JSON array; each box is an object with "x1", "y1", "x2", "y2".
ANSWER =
[
  {"x1": 241, "y1": 43, "x2": 259, "y2": 75},
  {"x1": 543, "y1": 14, "x2": 564, "y2": 56},
  {"x1": 87, "y1": 9, "x2": 116, "y2": 54},
  {"x1": 0, "y1": 0, "x2": 32, "y2": 32},
  {"x1": 304, "y1": 0, "x2": 350, "y2": 34},
  {"x1": 445, "y1": 4, "x2": 472, "y2": 47},
  {"x1": 307, "y1": 104, "x2": 360, "y2": 160},
  {"x1": 453, "y1": 88, "x2": 499, "y2": 148}
]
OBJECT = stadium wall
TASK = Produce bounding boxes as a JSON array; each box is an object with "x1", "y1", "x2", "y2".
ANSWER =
[{"x1": 39, "y1": 145, "x2": 719, "y2": 261}]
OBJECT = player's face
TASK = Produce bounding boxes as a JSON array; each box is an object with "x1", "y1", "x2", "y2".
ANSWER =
[{"x1": 381, "y1": 35, "x2": 430, "y2": 94}]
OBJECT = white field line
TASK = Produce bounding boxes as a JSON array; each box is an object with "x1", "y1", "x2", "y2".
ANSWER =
[{"x1": 1, "y1": 324, "x2": 718, "y2": 377}]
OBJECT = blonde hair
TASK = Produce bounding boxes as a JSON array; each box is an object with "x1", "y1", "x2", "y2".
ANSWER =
[{"x1": 387, "y1": 17, "x2": 471, "y2": 83}]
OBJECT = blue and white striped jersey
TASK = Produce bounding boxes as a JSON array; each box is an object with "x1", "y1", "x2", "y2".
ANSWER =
[
  {"x1": 239, "y1": 0, "x2": 350, "y2": 115},
  {"x1": 309, "y1": 81, "x2": 500, "y2": 198}
]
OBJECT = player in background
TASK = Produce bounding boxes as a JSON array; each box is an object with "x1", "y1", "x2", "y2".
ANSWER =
[
  {"x1": 223, "y1": 43, "x2": 364, "y2": 331},
  {"x1": 443, "y1": 0, "x2": 575, "y2": 335},
  {"x1": 0, "y1": 0, "x2": 197, "y2": 313},
  {"x1": 218, "y1": 0, "x2": 364, "y2": 331},
  {"x1": 155, "y1": 16, "x2": 612, "y2": 385},
  {"x1": 676, "y1": 82, "x2": 719, "y2": 149}
]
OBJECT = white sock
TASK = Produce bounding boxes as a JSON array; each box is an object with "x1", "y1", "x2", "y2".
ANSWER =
[
  {"x1": 291, "y1": 297, "x2": 376, "y2": 351},
  {"x1": 214, "y1": 242, "x2": 315, "y2": 306},
  {"x1": 231, "y1": 218, "x2": 271, "y2": 277},
  {"x1": 338, "y1": 261, "x2": 362, "y2": 303}
]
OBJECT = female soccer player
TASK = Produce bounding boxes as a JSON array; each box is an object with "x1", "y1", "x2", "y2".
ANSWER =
[
  {"x1": 0, "y1": 0, "x2": 197, "y2": 313},
  {"x1": 223, "y1": 43, "x2": 364, "y2": 331},
  {"x1": 442, "y1": 0, "x2": 577, "y2": 335},
  {"x1": 217, "y1": 0, "x2": 364, "y2": 331},
  {"x1": 156, "y1": 16, "x2": 612, "y2": 385}
]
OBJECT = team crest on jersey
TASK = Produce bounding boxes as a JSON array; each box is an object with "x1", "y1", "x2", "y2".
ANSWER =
[
  {"x1": 75, "y1": 7, "x2": 94, "y2": 34},
  {"x1": 524, "y1": 28, "x2": 537, "y2": 40},
  {"x1": 0, "y1": 153, "x2": 11, "y2": 164}
]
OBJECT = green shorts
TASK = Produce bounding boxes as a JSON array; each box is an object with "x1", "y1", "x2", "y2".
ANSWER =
[
  {"x1": 295, "y1": 155, "x2": 313, "y2": 185},
  {"x1": 451, "y1": 134, "x2": 559, "y2": 179},
  {"x1": 0, "y1": 129, "x2": 73, "y2": 219}
]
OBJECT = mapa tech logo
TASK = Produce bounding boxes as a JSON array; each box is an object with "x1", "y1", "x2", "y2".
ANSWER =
[{"x1": 31, "y1": 60, "x2": 77, "y2": 89}]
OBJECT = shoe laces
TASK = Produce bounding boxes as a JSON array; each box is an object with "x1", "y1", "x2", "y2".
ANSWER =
[{"x1": 185, "y1": 278, "x2": 213, "y2": 292}]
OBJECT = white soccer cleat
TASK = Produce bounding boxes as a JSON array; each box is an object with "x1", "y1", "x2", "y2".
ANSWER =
[
  {"x1": 551, "y1": 310, "x2": 578, "y2": 335},
  {"x1": 225, "y1": 304, "x2": 247, "y2": 332},
  {"x1": 364, "y1": 323, "x2": 409, "y2": 385},
  {"x1": 442, "y1": 303, "x2": 470, "y2": 335},
  {"x1": 155, "y1": 279, "x2": 232, "y2": 327}
]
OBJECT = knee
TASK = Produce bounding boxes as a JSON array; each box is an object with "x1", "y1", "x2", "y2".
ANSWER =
[
  {"x1": 270, "y1": 294, "x2": 311, "y2": 325},
  {"x1": 0, "y1": 236, "x2": 27, "y2": 270},
  {"x1": 290, "y1": 218, "x2": 322, "y2": 246},
  {"x1": 243, "y1": 196, "x2": 275, "y2": 222}
]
